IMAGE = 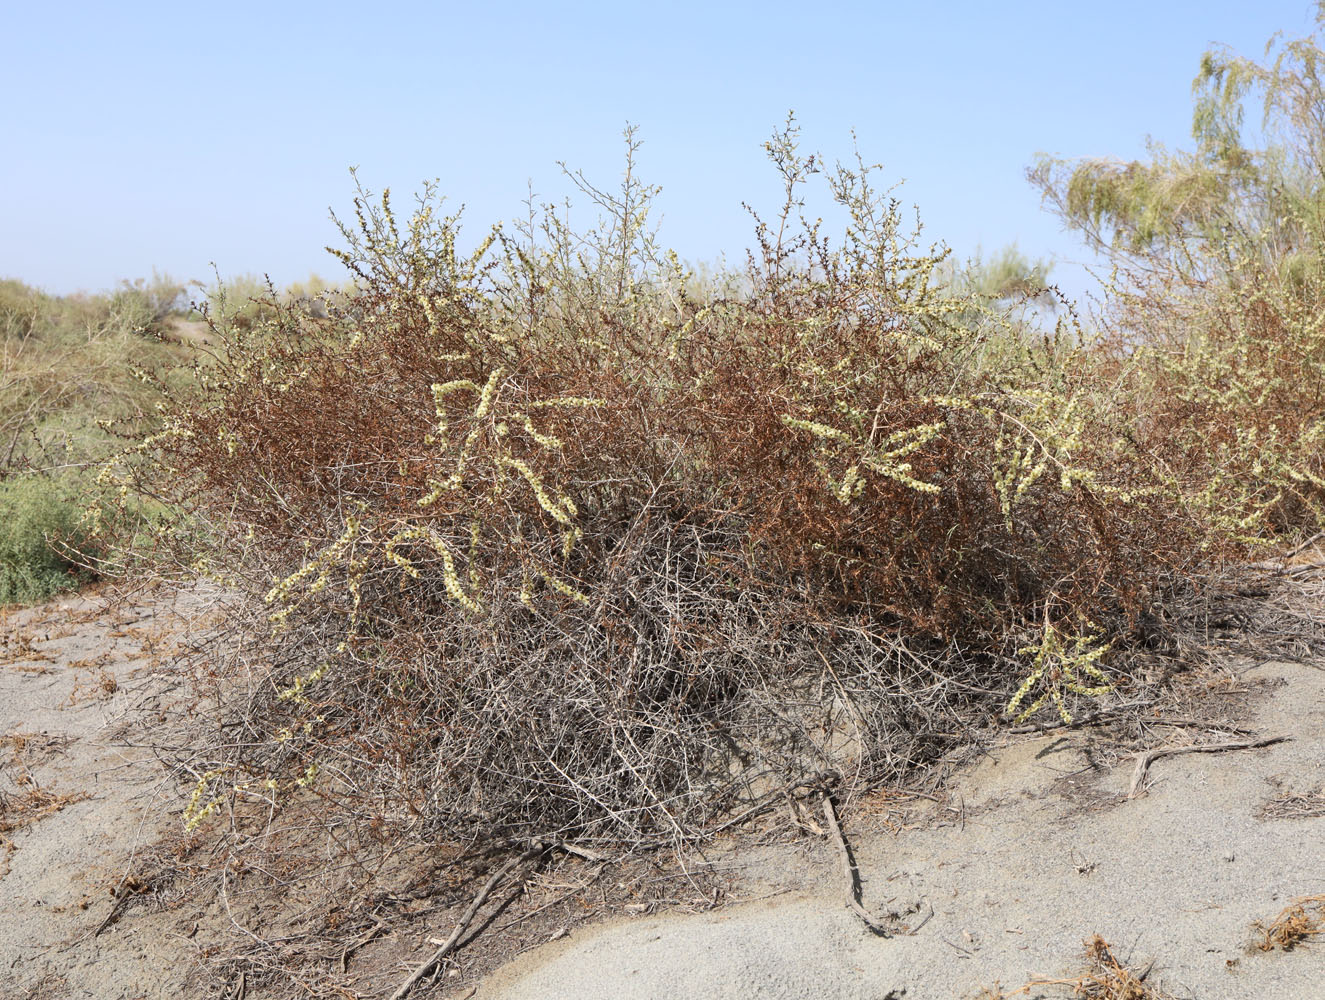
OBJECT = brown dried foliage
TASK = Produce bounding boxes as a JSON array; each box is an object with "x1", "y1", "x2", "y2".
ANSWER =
[
  {"x1": 982, "y1": 935, "x2": 1174, "y2": 999},
  {"x1": 1255, "y1": 895, "x2": 1325, "y2": 952}
]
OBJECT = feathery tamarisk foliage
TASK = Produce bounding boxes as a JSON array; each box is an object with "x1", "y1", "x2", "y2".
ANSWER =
[{"x1": 1030, "y1": 13, "x2": 1325, "y2": 540}]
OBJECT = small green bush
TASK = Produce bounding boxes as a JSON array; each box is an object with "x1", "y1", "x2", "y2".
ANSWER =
[{"x1": 0, "y1": 475, "x2": 99, "y2": 604}]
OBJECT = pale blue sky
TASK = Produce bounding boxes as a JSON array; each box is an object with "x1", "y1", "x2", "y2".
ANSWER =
[{"x1": 2, "y1": 2, "x2": 1317, "y2": 306}]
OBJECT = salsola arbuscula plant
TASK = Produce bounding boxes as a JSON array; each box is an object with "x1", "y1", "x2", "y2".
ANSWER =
[{"x1": 111, "y1": 119, "x2": 1265, "y2": 852}]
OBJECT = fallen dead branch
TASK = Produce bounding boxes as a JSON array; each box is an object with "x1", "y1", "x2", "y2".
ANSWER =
[
  {"x1": 821, "y1": 794, "x2": 891, "y2": 936},
  {"x1": 550, "y1": 840, "x2": 610, "y2": 864},
  {"x1": 339, "y1": 915, "x2": 389, "y2": 974},
  {"x1": 1247, "y1": 532, "x2": 1325, "y2": 572},
  {"x1": 1127, "y1": 735, "x2": 1290, "y2": 798},
  {"x1": 1006, "y1": 699, "x2": 1154, "y2": 735}
]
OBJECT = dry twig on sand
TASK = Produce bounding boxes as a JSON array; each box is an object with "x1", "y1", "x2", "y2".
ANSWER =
[
  {"x1": 1127, "y1": 735, "x2": 1289, "y2": 798},
  {"x1": 1261, "y1": 784, "x2": 1325, "y2": 819},
  {"x1": 821, "y1": 794, "x2": 892, "y2": 936}
]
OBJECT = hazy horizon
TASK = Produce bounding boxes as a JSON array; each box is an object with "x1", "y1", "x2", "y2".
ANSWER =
[{"x1": 4, "y1": 1, "x2": 1318, "y2": 308}]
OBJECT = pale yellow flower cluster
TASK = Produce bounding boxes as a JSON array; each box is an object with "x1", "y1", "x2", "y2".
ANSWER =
[
  {"x1": 1006, "y1": 622, "x2": 1112, "y2": 725},
  {"x1": 781, "y1": 414, "x2": 945, "y2": 501}
]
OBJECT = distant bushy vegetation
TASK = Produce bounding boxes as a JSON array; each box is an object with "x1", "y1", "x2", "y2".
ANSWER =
[
  {"x1": 93, "y1": 17, "x2": 1325, "y2": 854},
  {"x1": 201, "y1": 271, "x2": 354, "y2": 330},
  {"x1": 1030, "y1": 23, "x2": 1325, "y2": 538},
  {"x1": 0, "y1": 275, "x2": 198, "y2": 603},
  {"x1": 0, "y1": 271, "x2": 358, "y2": 606},
  {"x1": 0, "y1": 274, "x2": 187, "y2": 477}
]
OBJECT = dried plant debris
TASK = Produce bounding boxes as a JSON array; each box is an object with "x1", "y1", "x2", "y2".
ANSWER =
[
  {"x1": 0, "y1": 778, "x2": 88, "y2": 878},
  {"x1": 980, "y1": 936, "x2": 1174, "y2": 999},
  {"x1": 1254, "y1": 895, "x2": 1325, "y2": 951},
  {"x1": 0, "y1": 740, "x2": 89, "y2": 838},
  {"x1": 0, "y1": 784, "x2": 88, "y2": 835},
  {"x1": 1260, "y1": 778, "x2": 1325, "y2": 820}
]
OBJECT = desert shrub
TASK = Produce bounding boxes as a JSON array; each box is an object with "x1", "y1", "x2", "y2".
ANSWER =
[
  {"x1": 1030, "y1": 14, "x2": 1325, "y2": 542},
  {"x1": 108, "y1": 273, "x2": 192, "y2": 336},
  {"x1": 127, "y1": 122, "x2": 1214, "y2": 850},
  {"x1": 0, "y1": 280, "x2": 49, "y2": 342},
  {"x1": 201, "y1": 272, "x2": 355, "y2": 332},
  {"x1": 0, "y1": 474, "x2": 101, "y2": 604},
  {"x1": 0, "y1": 276, "x2": 206, "y2": 605}
]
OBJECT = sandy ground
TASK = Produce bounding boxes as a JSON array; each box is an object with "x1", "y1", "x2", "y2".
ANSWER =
[
  {"x1": 1, "y1": 584, "x2": 1323, "y2": 999},
  {"x1": 483, "y1": 658, "x2": 1325, "y2": 1000},
  {"x1": 0, "y1": 586, "x2": 230, "y2": 1000}
]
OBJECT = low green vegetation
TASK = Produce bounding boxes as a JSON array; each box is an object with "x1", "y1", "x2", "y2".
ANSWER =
[
  {"x1": 0, "y1": 474, "x2": 100, "y2": 603},
  {"x1": 0, "y1": 271, "x2": 359, "y2": 604}
]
